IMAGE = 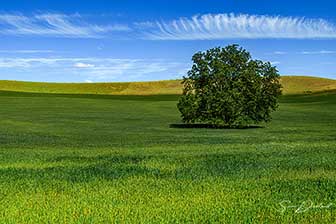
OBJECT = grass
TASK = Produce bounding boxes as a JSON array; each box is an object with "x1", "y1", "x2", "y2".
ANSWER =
[
  {"x1": 0, "y1": 79, "x2": 182, "y2": 95},
  {"x1": 0, "y1": 86, "x2": 335, "y2": 223},
  {"x1": 0, "y1": 75, "x2": 335, "y2": 95},
  {"x1": 280, "y1": 76, "x2": 336, "y2": 94}
]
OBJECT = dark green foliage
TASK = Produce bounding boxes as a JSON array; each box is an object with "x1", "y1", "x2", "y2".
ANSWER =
[{"x1": 178, "y1": 45, "x2": 282, "y2": 127}]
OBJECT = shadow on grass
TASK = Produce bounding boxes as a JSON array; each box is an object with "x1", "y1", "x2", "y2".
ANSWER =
[
  {"x1": 0, "y1": 90, "x2": 180, "y2": 101},
  {"x1": 169, "y1": 123, "x2": 264, "y2": 129},
  {"x1": 1, "y1": 148, "x2": 336, "y2": 185},
  {"x1": 0, "y1": 152, "x2": 267, "y2": 183}
]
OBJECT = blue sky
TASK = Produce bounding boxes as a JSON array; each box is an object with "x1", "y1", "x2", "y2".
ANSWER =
[{"x1": 0, "y1": 0, "x2": 335, "y2": 82}]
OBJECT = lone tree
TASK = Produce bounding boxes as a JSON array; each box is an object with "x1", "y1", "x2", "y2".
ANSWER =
[{"x1": 177, "y1": 44, "x2": 282, "y2": 127}]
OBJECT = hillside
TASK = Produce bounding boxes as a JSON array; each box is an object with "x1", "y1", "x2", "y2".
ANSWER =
[
  {"x1": 280, "y1": 76, "x2": 336, "y2": 94},
  {"x1": 1, "y1": 83, "x2": 336, "y2": 223},
  {"x1": 0, "y1": 76, "x2": 335, "y2": 95}
]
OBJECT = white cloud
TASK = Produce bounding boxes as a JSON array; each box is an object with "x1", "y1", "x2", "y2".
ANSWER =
[
  {"x1": 134, "y1": 21, "x2": 156, "y2": 29},
  {"x1": 300, "y1": 50, "x2": 336, "y2": 55},
  {"x1": 0, "y1": 50, "x2": 55, "y2": 54},
  {"x1": 0, "y1": 58, "x2": 74, "y2": 68},
  {"x1": 271, "y1": 61, "x2": 281, "y2": 65},
  {"x1": 0, "y1": 57, "x2": 188, "y2": 81},
  {"x1": 320, "y1": 62, "x2": 334, "y2": 65},
  {"x1": 273, "y1": 51, "x2": 287, "y2": 55},
  {"x1": 265, "y1": 51, "x2": 288, "y2": 55},
  {"x1": 141, "y1": 13, "x2": 336, "y2": 40},
  {"x1": 0, "y1": 13, "x2": 130, "y2": 38},
  {"x1": 74, "y1": 62, "x2": 95, "y2": 68},
  {"x1": 1, "y1": 12, "x2": 335, "y2": 40}
]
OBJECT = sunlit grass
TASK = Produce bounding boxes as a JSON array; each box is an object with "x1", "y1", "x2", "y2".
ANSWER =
[
  {"x1": 280, "y1": 76, "x2": 336, "y2": 94},
  {"x1": 0, "y1": 90, "x2": 335, "y2": 223},
  {"x1": 0, "y1": 75, "x2": 335, "y2": 95}
]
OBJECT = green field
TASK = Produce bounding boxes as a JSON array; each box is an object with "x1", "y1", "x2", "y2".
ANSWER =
[{"x1": 0, "y1": 78, "x2": 336, "y2": 223}]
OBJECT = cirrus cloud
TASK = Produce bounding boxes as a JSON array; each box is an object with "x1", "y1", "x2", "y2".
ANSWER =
[
  {"x1": 0, "y1": 13, "x2": 130, "y2": 38},
  {"x1": 140, "y1": 13, "x2": 336, "y2": 40}
]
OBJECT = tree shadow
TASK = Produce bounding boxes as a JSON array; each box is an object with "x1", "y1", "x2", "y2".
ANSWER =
[{"x1": 169, "y1": 123, "x2": 264, "y2": 129}]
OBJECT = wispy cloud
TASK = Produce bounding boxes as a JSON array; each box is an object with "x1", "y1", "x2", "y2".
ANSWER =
[
  {"x1": 1, "y1": 12, "x2": 336, "y2": 40},
  {"x1": 140, "y1": 13, "x2": 336, "y2": 40},
  {"x1": 320, "y1": 62, "x2": 335, "y2": 65},
  {"x1": 266, "y1": 50, "x2": 336, "y2": 55},
  {"x1": 300, "y1": 50, "x2": 336, "y2": 55},
  {"x1": 74, "y1": 62, "x2": 95, "y2": 68},
  {"x1": 265, "y1": 51, "x2": 288, "y2": 55},
  {"x1": 0, "y1": 13, "x2": 130, "y2": 38},
  {"x1": 0, "y1": 50, "x2": 55, "y2": 54},
  {"x1": 273, "y1": 51, "x2": 287, "y2": 55},
  {"x1": 271, "y1": 61, "x2": 281, "y2": 65},
  {"x1": 0, "y1": 57, "x2": 188, "y2": 81}
]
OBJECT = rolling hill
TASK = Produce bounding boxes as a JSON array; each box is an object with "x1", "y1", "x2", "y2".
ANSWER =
[
  {"x1": 0, "y1": 75, "x2": 335, "y2": 223},
  {"x1": 0, "y1": 78, "x2": 336, "y2": 223},
  {"x1": 0, "y1": 76, "x2": 335, "y2": 95}
]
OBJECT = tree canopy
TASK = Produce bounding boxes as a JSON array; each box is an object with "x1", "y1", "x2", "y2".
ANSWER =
[{"x1": 177, "y1": 44, "x2": 282, "y2": 127}]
